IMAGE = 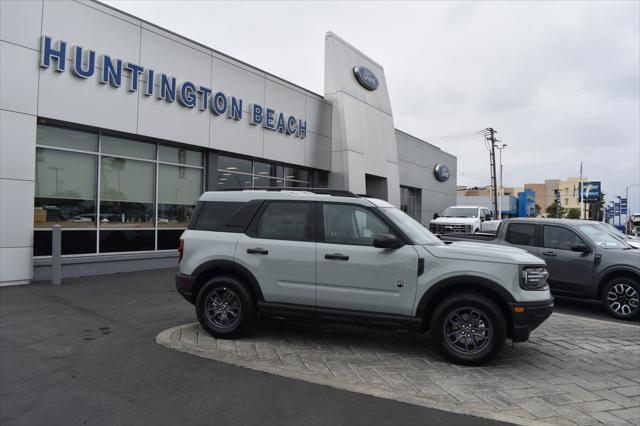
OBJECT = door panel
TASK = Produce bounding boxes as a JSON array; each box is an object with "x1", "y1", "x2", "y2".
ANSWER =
[
  {"x1": 235, "y1": 234, "x2": 316, "y2": 306},
  {"x1": 316, "y1": 202, "x2": 419, "y2": 316},
  {"x1": 316, "y1": 243, "x2": 419, "y2": 315},
  {"x1": 542, "y1": 225, "x2": 593, "y2": 295},
  {"x1": 234, "y1": 201, "x2": 316, "y2": 306}
]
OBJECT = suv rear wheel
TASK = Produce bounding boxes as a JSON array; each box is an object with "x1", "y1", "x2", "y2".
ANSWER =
[
  {"x1": 602, "y1": 277, "x2": 640, "y2": 320},
  {"x1": 430, "y1": 293, "x2": 506, "y2": 365},
  {"x1": 196, "y1": 276, "x2": 255, "y2": 338}
]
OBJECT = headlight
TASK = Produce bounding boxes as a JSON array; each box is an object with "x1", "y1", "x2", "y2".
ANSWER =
[{"x1": 520, "y1": 266, "x2": 549, "y2": 290}]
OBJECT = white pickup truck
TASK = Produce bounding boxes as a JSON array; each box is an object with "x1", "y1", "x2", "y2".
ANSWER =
[{"x1": 429, "y1": 206, "x2": 501, "y2": 234}]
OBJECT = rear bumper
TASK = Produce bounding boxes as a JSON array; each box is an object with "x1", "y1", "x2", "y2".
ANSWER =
[
  {"x1": 175, "y1": 272, "x2": 195, "y2": 304},
  {"x1": 509, "y1": 298, "x2": 554, "y2": 342}
]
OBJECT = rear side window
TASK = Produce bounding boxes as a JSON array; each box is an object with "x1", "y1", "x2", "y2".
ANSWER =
[
  {"x1": 192, "y1": 201, "x2": 261, "y2": 233},
  {"x1": 255, "y1": 202, "x2": 313, "y2": 241},
  {"x1": 506, "y1": 223, "x2": 537, "y2": 246}
]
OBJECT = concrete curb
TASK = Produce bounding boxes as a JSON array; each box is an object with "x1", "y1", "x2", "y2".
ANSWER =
[{"x1": 157, "y1": 324, "x2": 554, "y2": 426}]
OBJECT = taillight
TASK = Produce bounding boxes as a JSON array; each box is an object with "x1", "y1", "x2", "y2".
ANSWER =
[{"x1": 178, "y1": 239, "x2": 184, "y2": 263}]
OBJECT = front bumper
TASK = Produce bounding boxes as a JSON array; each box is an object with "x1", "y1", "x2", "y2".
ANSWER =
[
  {"x1": 175, "y1": 272, "x2": 195, "y2": 304},
  {"x1": 509, "y1": 298, "x2": 554, "y2": 342}
]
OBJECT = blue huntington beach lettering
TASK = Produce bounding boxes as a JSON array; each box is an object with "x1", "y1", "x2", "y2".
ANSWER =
[{"x1": 39, "y1": 35, "x2": 308, "y2": 139}]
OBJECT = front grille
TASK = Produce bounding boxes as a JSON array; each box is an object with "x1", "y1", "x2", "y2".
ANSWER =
[{"x1": 429, "y1": 223, "x2": 472, "y2": 234}]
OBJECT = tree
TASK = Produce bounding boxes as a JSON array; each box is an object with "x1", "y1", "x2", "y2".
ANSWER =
[
  {"x1": 546, "y1": 202, "x2": 566, "y2": 218},
  {"x1": 566, "y1": 208, "x2": 581, "y2": 219}
]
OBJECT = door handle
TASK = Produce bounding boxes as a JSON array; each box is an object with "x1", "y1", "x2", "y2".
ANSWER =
[
  {"x1": 542, "y1": 251, "x2": 556, "y2": 257},
  {"x1": 325, "y1": 253, "x2": 349, "y2": 261},
  {"x1": 247, "y1": 248, "x2": 268, "y2": 255}
]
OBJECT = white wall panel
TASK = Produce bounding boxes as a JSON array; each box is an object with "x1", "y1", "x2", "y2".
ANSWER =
[
  {"x1": 212, "y1": 57, "x2": 265, "y2": 110},
  {"x1": 305, "y1": 96, "x2": 331, "y2": 138},
  {"x1": 263, "y1": 130, "x2": 305, "y2": 166},
  {"x1": 137, "y1": 86, "x2": 210, "y2": 148},
  {"x1": 325, "y1": 33, "x2": 392, "y2": 116},
  {"x1": 265, "y1": 79, "x2": 306, "y2": 121},
  {"x1": 42, "y1": 0, "x2": 140, "y2": 61},
  {"x1": 0, "y1": 247, "x2": 33, "y2": 284},
  {"x1": 211, "y1": 115, "x2": 263, "y2": 158},
  {"x1": 0, "y1": 178, "x2": 34, "y2": 248},
  {"x1": 140, "y1": 28, "x2": 212, "y2": 85},
  {"x1": 0, "y1": 42, "x2": 39, "y2": 115},
  {"x1": 0, "y1": 0, "x2": 43, "y2": 49},
  {"x1": 38, "y1": 67, "x2": 138, "y2": 133},
  {"x1": 304, "y1": 133, "x2": 331, "y2": 171},
  {"x1": 0, "y1": 111, "x2": 36, "y2": 181}
]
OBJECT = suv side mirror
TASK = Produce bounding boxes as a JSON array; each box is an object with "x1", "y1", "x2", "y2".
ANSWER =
[
  {"x1": 433, "y1": 213, "x2": 440, "y2": 219},
  {"x1": 571, "y1": 243, "x2": 591, "y2": 253},
  {"x1": 373, "y1": 233, "x2": 403, "y2": 249},
  {"x1": 485, "y1": 213, "x2": 492, "y2": 221}
]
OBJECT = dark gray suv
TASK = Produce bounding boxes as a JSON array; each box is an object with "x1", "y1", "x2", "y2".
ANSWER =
[{"x1": 441, "y1": 218, "x2": 640, "y2": 320}]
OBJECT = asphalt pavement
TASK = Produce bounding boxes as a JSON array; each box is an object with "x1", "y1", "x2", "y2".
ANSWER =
[{"x1": 0, "y1": 269, "x2": 508, "y2": 426}]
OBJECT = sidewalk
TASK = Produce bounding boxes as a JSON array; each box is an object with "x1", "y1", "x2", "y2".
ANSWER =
[{"x1": 158, "y1": 313, "x2": 640, "y2": 425}]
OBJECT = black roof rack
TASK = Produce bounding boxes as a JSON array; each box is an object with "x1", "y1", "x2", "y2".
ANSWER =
[{"x1": 215, "y1": 187, "x2": 359, "y2": 198}]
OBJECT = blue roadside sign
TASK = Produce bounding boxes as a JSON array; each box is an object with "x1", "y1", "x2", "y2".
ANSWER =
[{"x1": 621, "y1": 198, "x2": 628, "y2": 215}]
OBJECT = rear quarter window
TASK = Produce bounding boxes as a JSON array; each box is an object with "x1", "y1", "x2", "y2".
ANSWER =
[
  {"x1": 191, "y1": 201, "x2": 261, "y2": 233},
  {"x1": 506, "y1": 223, "x2": 537, "y2": 246}
]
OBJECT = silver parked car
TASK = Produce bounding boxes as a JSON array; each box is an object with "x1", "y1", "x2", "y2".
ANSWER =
[{"x1": 175, "y1": 189, "x2": 553, "y2": 365}]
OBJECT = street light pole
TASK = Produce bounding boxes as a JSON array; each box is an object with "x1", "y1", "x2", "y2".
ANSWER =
[{"x1": 626, "y1": 183, "x2": 640, "y2": 232}]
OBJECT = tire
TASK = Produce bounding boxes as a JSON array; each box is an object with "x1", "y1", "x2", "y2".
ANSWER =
[
  {"x1": 602, "y1": 277, "x2": 640, "y2": 320},
  {"x1": 430, "y1": 293, "x2": 506, "y2": 365},
  {"x1": 196, "y1": 276, "x2": 255, "y2": 339}
]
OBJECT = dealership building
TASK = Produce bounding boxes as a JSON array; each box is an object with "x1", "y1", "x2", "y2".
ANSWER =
[{"x1": 0, "y1": 0, "x2": 457, "y2": 286}]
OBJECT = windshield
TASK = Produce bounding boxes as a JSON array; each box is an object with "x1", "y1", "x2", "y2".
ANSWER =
[
  {"x1": 441, "y1": 207, "x2": 477, "y2": 218},
  {"x1": 379, "y1": 207, "x2": 443, "y2": 246},
  {"x1": 599, "y1": 223, "x2": 632, "y2": 240},
  {"x1": 578, "y1": 224, "x2": 631, "y2": 249}
]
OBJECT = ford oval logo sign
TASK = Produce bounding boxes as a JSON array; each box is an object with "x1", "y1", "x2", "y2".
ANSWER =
[
  {"x1": 353, "y1": 66, "x2": 379, "y2": 91},
  {"x1": 434, "y1": 163, "x2": 450, "y2": 182}
]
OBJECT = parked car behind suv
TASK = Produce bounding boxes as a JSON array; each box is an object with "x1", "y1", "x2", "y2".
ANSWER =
[
  {"x1": 439, "y1": 218, "x2": 640, "y2": 320},
  {"x1": 175, "y1": 189, "x2": 553, "y2": 365}
]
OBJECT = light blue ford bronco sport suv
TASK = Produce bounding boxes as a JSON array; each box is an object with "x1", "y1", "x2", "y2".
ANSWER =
[{"x1": 176, "y1": 189, "x2": 553, "y2": 365}]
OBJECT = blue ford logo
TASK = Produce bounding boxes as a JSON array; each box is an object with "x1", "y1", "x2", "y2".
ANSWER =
[
  {"x1": 353, "y1": 66, "x2": 379, "y2": 91},
  {"x1": 434, "y1": 163, "x2": 450, "y2": 182}
]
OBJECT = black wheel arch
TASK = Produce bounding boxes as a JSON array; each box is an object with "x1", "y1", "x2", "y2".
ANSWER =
[
  {"x1": 416, "y1": 276, "x2": 515, "y2": 334},
  {"x1": 191, "y1": 260, "x2": 264, "y2": 305},
  {"x1": 597, "y1": 267, "x2": 640, "y2": 298}
]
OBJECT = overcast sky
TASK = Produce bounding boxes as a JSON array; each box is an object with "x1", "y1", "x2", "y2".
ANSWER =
[{"x1": 104, "y1": 0, "x2": 640, "y2": 213}]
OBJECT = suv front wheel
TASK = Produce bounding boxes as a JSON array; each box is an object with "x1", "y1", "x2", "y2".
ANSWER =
[
  {"x1": 602, "y1": 277, "x2": 640, "y2": 320},
  {"x1": 430, "y1": 293, "x2": 506, "y2": 365},
  {"x1": 196, "y1": 276, "x2": 255, "y2": 338}
]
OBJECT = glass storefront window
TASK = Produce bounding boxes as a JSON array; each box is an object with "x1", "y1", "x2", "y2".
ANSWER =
[
  {"x1": 102, "y1": 135, "x2": 156, "y2": 160},
  {"x1": 216, "y1": 170, "x2": 252, "y2": 189},
  {"x1": 158, "y1": 164, "x2": 202, "y2": 228},
  {"x1": 34, "y1": 148, "x2": 97, "y2": 228},
  {"x1": 400, "y1": 186, "x2": 422, "y2": 223},
  {"x1": 218, "y1": 154, "x2": 252, "y2": 174},
  {"x1": 36, "y1": 124, "x2": 98, "y2": 152},
  {"x1": 284, "y1": 167, "x2": 309, "y2": 183},
  {"x1": 100, "y1": 156, "x2": 155, "y2": 228},
  {"x1": 159, "y1": 145, "x2": 203, "y2": 166}
]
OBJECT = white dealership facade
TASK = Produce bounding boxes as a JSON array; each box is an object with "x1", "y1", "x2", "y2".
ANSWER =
[{"x1": 0, "y1": 0, "x2": 457, "y2": 286}]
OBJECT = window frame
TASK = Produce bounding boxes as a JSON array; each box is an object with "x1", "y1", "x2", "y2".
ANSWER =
[
  {"x1": 246, "y1": 200, "x2": 316, "y2": 242},
  {"x1": 542, "y1": 224, "x2": 586, "y2": 251}
]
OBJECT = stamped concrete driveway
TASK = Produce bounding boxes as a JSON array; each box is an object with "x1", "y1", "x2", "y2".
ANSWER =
[{"x1": 158, "y1": 314, "x2": 640, "y2": 426}]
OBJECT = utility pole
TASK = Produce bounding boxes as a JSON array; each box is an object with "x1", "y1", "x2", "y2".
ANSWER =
[
  {"x1": 484, "y1": 128, "x2": 499, "y2": 218},
  {"x1": 496, "y1": 143, "x2": 507, "y2": 219}
]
